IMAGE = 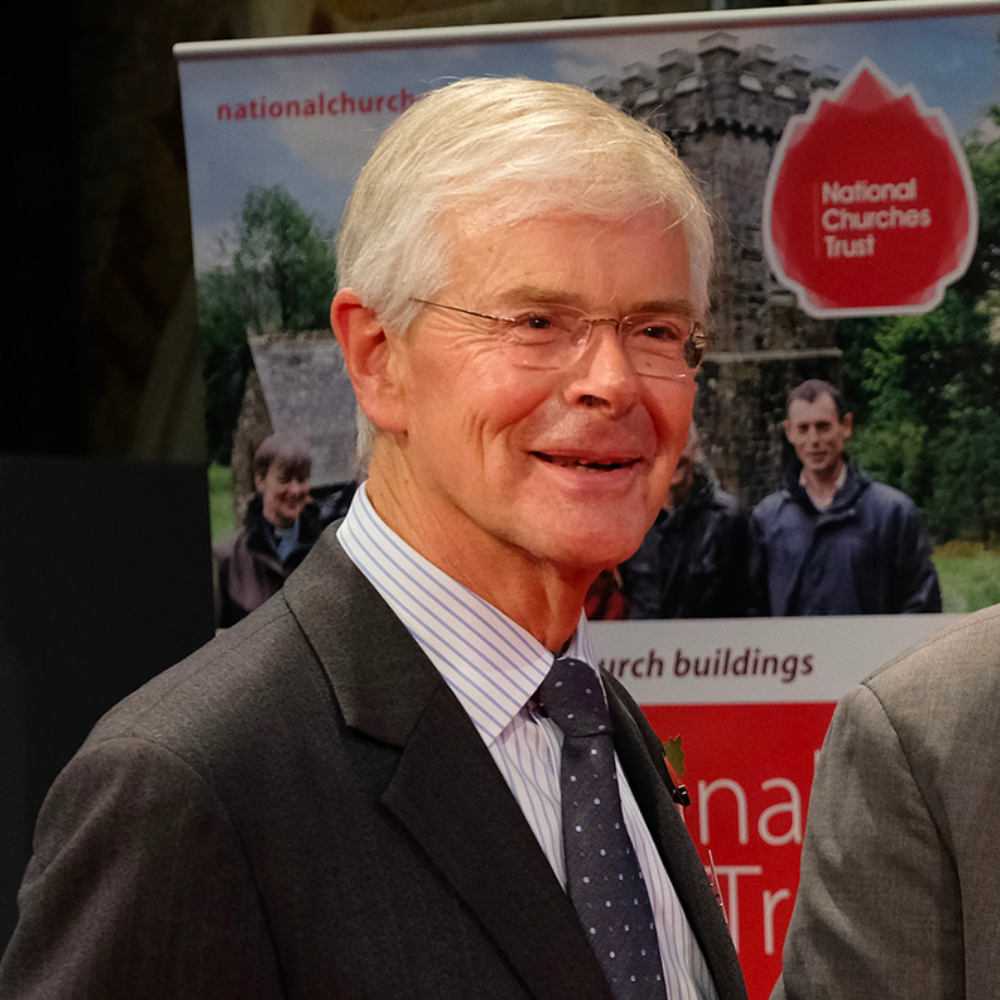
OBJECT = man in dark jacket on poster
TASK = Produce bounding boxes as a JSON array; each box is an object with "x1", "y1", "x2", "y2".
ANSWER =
[
  {"x1": 748, "y1": 379, "x2": 941, "y2": 616},
  {"x1": 215, "y1": 431, "x2": 323, "y2": 626},
  {"x1": 620, "y1": 427, "x2": 748, "y2": 619}
]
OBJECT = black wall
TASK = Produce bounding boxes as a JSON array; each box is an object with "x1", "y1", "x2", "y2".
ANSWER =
[{"x1": 0, "y1": 457, "x2": 215, "y2": 949}]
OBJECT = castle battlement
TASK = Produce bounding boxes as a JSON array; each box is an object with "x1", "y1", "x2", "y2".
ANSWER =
[
  {"x1": 590, "y1": 34, "x2": 838, "y2": 140},
  {"x1": 590, "y1": 35, "x2": 844, "y2": 504}
]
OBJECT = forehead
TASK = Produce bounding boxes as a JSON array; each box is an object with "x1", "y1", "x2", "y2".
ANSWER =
[
  {"x1": 436, "y1": 205, "x2": 692, "y2": 308},
  {"x1": 787, "y1": 393, "x2": 841, "y2": 425},
  {"x1": 260, "y1": 461, "x2": 308, "y2": 479}
]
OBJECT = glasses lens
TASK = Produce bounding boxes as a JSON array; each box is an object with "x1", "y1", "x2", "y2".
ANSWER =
[
  {"x1": 622, "y1": 314, "x2": 701, "y2": 378},
  {"x1": 501, "y1": 306, "x2": 584, "y2": 348},
  {"x1": 683, "y1": 324, "x2": 708, "y2": 370},
  {"x1": 496, "y1": 305, "x2": 705, "y2": 378}
]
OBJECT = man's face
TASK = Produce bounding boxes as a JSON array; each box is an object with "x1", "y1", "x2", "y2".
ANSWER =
[
  {"x1": 256, "y1": 464, "x2": 310, "y2": 528},
  {"x1": 783, "y1": 393, "x2": 853, "y2": 478},
  {"x1": 380, "y1": 207, "x2": 697, "y2": 579}
]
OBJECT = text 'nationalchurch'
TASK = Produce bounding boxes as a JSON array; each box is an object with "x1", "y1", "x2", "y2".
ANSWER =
[{"x1": 217, "y1": 88, "x2": 419, "y2": 121}]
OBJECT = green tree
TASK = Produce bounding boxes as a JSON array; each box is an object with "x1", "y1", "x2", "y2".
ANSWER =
[
  {"x1": 198, "y1": 267, "x2": 253, "y2": 466},
  {"x1": 839, "y1": 104, "x2": 1000, "y2": 543},
  {"x1": 197, "y1": 185, "x2": 337, "y2": 463},
  {"x1": 958, "y1": 101, "x2": 1000, "y2": 303},
  {"x1": 231, "y1": 185, "x2": 336, "y2": 333},
  {"x1": 849, "y1": 290, "x2": 999, "y2": 539}
]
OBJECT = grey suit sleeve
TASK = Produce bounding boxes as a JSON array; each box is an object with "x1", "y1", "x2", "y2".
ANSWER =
[
  {"x1": 0, "y1": 737, "x2": 283, "y2": 1000},
  {"x1": 771, "y1": 684, "x2": 964, "y2": 1000}
]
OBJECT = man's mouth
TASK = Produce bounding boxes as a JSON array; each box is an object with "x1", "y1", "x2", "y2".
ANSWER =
[{"x1": 533, "y1": 452, "x2": 638, "y2": 472}]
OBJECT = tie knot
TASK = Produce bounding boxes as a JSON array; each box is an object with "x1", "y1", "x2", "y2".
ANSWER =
[{"x1": 536, "y1": 657, "x2": 612, "y2": 737}]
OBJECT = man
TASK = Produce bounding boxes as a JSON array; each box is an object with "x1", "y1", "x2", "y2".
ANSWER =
[
  {"x1": 1, "y1": 79, "x2": 746, "y2": 1000},
  {"x1": 215, "y1": 431, "x2": 322, "y2": 626},
  {"x1": 619, "y1": 426, "x2": 748, "y2": 619},
  {"x1": 772, "y1": 603, "x2": 1000, "y2": 1000},
  {"x1": 748, "y1": 379, "x2": 941, "y2": 615}
]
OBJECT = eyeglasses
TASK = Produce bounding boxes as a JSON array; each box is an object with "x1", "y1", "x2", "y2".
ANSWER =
[{"x1": 410, "y1": 298, "x2": 707, "y2": 380}]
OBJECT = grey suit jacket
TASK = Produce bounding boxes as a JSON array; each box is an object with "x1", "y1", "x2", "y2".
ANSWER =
[
  {"x1": 773, "y1": 603, "x2": 1000, "y2": 1000},
  {"x1": 2, "y1": 529, "x2": 746, "y2": 1000}
]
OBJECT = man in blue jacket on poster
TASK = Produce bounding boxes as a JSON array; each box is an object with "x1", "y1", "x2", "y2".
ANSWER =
[{"x1": 748, "y1": 379, "x2": 941, "y2": 616}]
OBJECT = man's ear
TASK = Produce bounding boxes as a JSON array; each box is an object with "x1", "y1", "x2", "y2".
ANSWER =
[
  {"x1": 331, "y1": 289, "x2": 408, "y2": 435},
  {"x1": 782, "y1": 418, "x2": 791, "y2": 441},
  {"x1": 842, "y1": 412, "x2": 854, "y2": 438}
]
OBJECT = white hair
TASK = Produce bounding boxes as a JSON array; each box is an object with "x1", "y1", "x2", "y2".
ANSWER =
[{"x1": 336, "y1": 77, "x2": 714, "y2": 458}]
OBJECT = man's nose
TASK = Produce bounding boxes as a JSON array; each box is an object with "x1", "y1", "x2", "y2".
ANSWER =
[{"x1": 566, "y1": 321, "x2": 640, "y2": 413}]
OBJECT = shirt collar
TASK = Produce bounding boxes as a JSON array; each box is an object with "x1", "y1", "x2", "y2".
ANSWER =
[
  {"x1": 800, "y1": 461, "x2": 848, "y2": 510},
  {"x1": 336, "y1": 482, "x2": 596, "y2": 747}
]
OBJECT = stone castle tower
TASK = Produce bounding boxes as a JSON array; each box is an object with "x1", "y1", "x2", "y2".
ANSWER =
[{"x1": 592, "y1": 32, "x2": 844, "y2": 504}]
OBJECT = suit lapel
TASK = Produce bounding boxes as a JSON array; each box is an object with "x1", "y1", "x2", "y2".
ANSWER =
[
  {"x1": 606, "y1": 675, "x2": 748, "y2": 1000},
  {"x1": 283, "y1": 531, "x2": 613, "y2": 1000},
  {"x1": 383, "y1": 684, "x2": 615, "y2": 1000}
]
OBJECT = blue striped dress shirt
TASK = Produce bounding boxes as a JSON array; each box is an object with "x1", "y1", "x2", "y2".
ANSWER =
[{"x1": 338, "y1": 483, "x2": 718, "y2": 1000}]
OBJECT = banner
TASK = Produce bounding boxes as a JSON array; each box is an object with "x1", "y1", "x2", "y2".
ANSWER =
[
  {"x1": 763, "y1": 58, "x2": 978, "y2": 316},
  {"x1": 176, "y1": 3, "x2": 999, "y2": 995}
]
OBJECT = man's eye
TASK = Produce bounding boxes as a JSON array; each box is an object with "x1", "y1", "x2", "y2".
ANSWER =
[
  {"x1": 507, "y1": 311, "x2": 569, "y2": 341},
  {"x1": 633, "y1": 318, "x2": 684, "y2": 342},
  {"x1": 641, "y1": 325, "x2": 679, "y2": 341},
  {"x1": 517, "y1": 312, "x2": 556, "y2": 331}
]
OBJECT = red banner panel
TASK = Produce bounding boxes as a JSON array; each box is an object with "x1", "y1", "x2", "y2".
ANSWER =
[{"x1": 642, "y1": 702, "x2": 838, "y2": 999}]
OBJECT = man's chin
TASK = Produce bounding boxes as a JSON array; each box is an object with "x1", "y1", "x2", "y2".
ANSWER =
[{"x1": 550, "y1": 537, "x2": 645, "y2": 579}]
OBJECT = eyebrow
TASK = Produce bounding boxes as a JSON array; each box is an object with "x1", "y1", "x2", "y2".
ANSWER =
[
  {"x1": 493, "y1": 285, "x2": 696, "y2": 318},
  {"x1": 493, "y1": 286, "x2": 584, "y2": 309}
]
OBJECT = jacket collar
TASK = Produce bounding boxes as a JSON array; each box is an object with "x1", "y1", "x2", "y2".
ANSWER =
[
  {"x1": 283, "y1": 529, "x2": 745, "y2": 1000},
  {"x1": 282, "y1": 529, "x2": 617, "y2": 1000},
  {"x1": 784, "y1": 460, "x2": 871, "y2": 515}
]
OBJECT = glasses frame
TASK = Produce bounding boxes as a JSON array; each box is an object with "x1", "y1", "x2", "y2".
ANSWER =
[{"x1": 409, "y1": 297, "x2": 708, "y2": 378}]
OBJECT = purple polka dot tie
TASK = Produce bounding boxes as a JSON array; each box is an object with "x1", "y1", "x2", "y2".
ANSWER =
[{"x1": 537, "y1": 657, "x2": 667, "y2": 1000}]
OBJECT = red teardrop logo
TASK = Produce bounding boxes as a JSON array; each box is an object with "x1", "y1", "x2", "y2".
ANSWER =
[{"x1": 763, "y1": 58, "x2": 978, "y2": 317}]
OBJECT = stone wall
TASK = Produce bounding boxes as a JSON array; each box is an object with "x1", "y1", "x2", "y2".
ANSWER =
[{"x1": 594, "y1": 31, "x2": 844, "y2": 503}]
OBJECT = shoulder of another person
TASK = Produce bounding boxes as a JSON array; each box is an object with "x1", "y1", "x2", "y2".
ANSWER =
[
  {"x1": 861, "y1": 475, "x2": 915, "y2": 510},
  {"x1": 213, "y1": 529, "x2": 246, "y2": 562},
  {"x1": 865, "y1": 605, "x2": 1000, "y2": 696},
  {"x1": 751, "y1": 489, "x2": 786, "y2": 517},
  {"x1": 846, "y1": 608, "x2": 1000, "y2": 768}
]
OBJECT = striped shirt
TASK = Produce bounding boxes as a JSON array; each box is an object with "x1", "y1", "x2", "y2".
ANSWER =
[{"x1": 338, "y1": 483, "x2": 718, "y2": 1000}]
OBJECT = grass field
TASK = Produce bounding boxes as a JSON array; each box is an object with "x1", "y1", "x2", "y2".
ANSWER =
[
  {"x1": 208, "y1": 463, "x2": 236, "y2": 545},
  {"x1": 933, "y1": 541, "x2": 1000, "y2": 614}
]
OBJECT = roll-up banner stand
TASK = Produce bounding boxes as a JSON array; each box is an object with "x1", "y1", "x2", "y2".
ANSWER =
[{"x1": 176, "y1": 3, "x2": 999, "y2": 993}]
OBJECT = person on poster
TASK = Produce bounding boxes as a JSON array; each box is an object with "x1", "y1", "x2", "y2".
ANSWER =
[
  {"x1": 748, "y1": 379, "x2": 941, "y2": 616},
  {"x1": 1, "y1": 79, "x2": 747, "y2": 1000},
  {"x1": 618, "y1": 425, "x2": 748, "y2": 619},
  {"x1": 772, "y1": 602, "x2": 1000, "y2": 1000},
  {"x1": 214, "y1": 430, "x2": 323, "y2": 627}
]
